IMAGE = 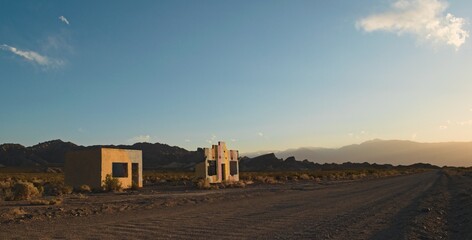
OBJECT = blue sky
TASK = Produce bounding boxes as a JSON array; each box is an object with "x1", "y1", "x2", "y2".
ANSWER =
[{"x1": 1, "y1": 0, "x2": 472, "y2": 153}]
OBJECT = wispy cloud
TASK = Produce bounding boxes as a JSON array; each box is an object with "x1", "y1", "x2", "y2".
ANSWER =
[
  {"x1": 457, "y1": 120, "x2": 472, "y2": 126},
  {"x1": 59, "y1": 16, "x2": 70, "y2": 25},
  {"x1": 257, "y1": 132, "x2": 264, "y2": 137},
  {"x1": 207, "y1": 134, "x2": 217, "y2": 144},
  {"x1": 128, "y1": 135, "x2": 152, "y2": 143},
  {"x1": 0, "y1": 44, "x2": 63, "y2": 67},
  {"x1": 411, "y1": 133, "x2": 417, "y2": 140},
  {"x1": 357, "y1": 0, "x2": 469, "y2": 50},
  {"x1": 439, "y1": 125, "x2": 448, "y2": 130}
]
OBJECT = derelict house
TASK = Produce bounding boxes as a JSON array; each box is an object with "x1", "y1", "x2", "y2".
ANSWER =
[
  {"x1": 65, "y1": 148, "x2": 143, "y2": 189},
  {"x1": 195, "y1": 141, "x2": 239, "y2": 183}
]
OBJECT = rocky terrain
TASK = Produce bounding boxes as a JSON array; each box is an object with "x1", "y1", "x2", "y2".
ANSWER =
[{"x1": 1, "y1": 170, "x2": 471, "y2": 239}]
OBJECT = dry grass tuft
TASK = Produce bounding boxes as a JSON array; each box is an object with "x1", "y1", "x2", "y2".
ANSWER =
[
  {"x1": 196, "y1": 178, "x2": 211, "y2": 189},
  {"x1": 75, "y1": 184, "x2": 92, "y2": 193}
]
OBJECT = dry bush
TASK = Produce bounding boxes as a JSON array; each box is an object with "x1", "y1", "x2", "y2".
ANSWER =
[
  {"x1": 42, "y1": 182, "x2": 72, "y2": 196},
  {"x1": 102, "y1": 174, "x2": 122, "y2": 192},
  {"x1": 243, "y1": 180, "x2": 254, "y2": 185},
  {"x1": 299, "y1": 173, "x2": 312, "y2": 180},
  {"x1": 49, "y1": 198, "x2": 63, "y2": 205},
  {"x1": 61, "y1": 185, "x2": 73, "y2": 195},
  {"x1": 6, "y1": 182, "x2": 41, "y2": 201},
  {"x1": 196, "y1": 178, "x2": 211, "y2": 189},
  {"x1": 75, "y1": 184, "x2": 92, "y2": 193},
  {"x1": 230, "y1": 181, "x2": 246, "y2": 188},
  {"x1": 0, "y1": 207, "x2": 27, "y2": 220},
  {"x1": 29, "y1": 199, "x2": 51, "y2": 205}
]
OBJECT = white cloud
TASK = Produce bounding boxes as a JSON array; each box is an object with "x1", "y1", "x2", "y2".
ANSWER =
[
  {"x1": 0, "y1": 44, "x2": 63, "y2": 67},
  {"x1": 457, "y1": 120, "x2": 472, "y2": 126},
  {"x1": 207, "y1": 134, "x2": 217, "y2": 145},
  {"x1": 258, "y1": 132, "x2": 264, "y2": 137},
  {"x1": 184, "y1": 139, "x2": 191, "y2": 142},
  {"x1": 357, "y1": 0, "x2": 469, "y2": 50},
  {"x1": 128, "y1": 135, "x2": 152, "y2": 143},
  {"x1": 59, "y1": 16, "x2": 70, "y2": 25},
  {"x1": 439, "y1": 125, "x2": 448, "y2": 130},
  {"x1": 411, "y1": 133, "x2": 417, "y2": 140}
]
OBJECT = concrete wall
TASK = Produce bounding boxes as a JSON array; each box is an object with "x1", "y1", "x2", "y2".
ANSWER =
[
  {"x1": 65, "y1": 149, "x2": 102, "y2": 189},
  {"x1": 195, "y1": 141, "x2": 239, "y2": 183},
  {"x1": 65, "y1": 148, "x2": 143, "y2": 189}
]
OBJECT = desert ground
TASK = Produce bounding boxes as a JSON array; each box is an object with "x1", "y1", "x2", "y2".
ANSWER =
[{"x1": 1, "y1": 170, "x2": 472, "y2": 239}]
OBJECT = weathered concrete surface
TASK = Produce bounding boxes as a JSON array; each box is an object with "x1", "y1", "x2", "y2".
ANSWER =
[{"x1": 65, "y1": 148, "x2": 142, "y2": 189}]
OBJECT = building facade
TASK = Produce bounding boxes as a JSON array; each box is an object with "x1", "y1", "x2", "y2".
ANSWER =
[
  {"x1": 65, "y1": 148, "x2": 143, "y2": 189},
  {"x1": 195, "y1": 141, "x2": 239, "y2": 183}
]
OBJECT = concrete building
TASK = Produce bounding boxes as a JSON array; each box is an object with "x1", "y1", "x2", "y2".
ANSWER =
[
  {"x1": 65, "y1": 148, "x2": 142, "y2": 189},
  {"x1": 195, "y1": 141, "x2": 239, "y2": 183}
]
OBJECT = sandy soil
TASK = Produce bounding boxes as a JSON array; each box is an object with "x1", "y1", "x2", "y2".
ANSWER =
[{"x1": 1, "y1": 170, "x2": 471, "y2": 239}]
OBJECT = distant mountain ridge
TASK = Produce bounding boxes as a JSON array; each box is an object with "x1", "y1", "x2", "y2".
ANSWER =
[
  {"x1": 0, "y1": 140, "x2": 203, "y2": 170},
  {"x1": 1, "y1": 139, "x2": 470, "y2": 170},
  {"x1": 270, "y1": 139, "x2": 472, "y2": 167}
]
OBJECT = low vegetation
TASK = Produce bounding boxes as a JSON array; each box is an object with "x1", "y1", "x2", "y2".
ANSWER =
[
  {"x1": 102, "y1": 174, "x2": 122, "y2": 192},
  {"x1": 0, "y1": 167, "x2": 433, "y2": 199}
]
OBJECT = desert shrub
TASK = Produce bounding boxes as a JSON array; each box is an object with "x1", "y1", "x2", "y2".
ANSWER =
[
  {"x1": 102, "y1": 174, "x2": 122, "y2": 192},
  {"x1": 1, "y1": 207, "x2": 27, "y2": 220},
  {"x1": 243, "y1": 180, "x2": 254, "y2": 185},
  {"x1": 43, "y1": 182, "x2": 67, "y2": 196},
  {"x1": 224, "y1": 181, "x2": 246, "y2": 188},
  {"x1": 32, "y1": 181, "x2": 44, "y2": 195},
  {"x1": 29, "y1": 199, "x2": 51, "y2": 205},
  {"x1": 299, "y1": 173, "x2": 312, "y2": 180},
  {"x1": 9, "y1": 182, "x2": 41, "y2": 201},
  {"x1": 131, "y1": 181, "x2": 139, "y2": 190},
  {"x1": 61, "y1": 185, "x2": 73, "y2": 195},
  {"x1": 75, "y1": 184, "x2": 92, "y2": 193},
  {"x1": 49, "y1": 198, "x2": 63, "y2": 205},
  {"x1": 30, "y1": 198, "x2": 62, "y2": 205},
  {"x1": 196, "y1": 178, "x2": 211, "y2": 189}
]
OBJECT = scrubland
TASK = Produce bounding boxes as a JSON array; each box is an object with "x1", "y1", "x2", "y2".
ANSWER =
[{"x1": 2, "y1": 167, "x2": 471, "y2": 239}]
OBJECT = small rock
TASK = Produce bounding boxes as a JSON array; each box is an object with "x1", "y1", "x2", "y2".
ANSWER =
[{"x1": 421, "y1": 207, "x2": 432, "y2": 213}]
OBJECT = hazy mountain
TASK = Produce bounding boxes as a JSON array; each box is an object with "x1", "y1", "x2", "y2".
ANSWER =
[{"x1": 273, "y1": 139, "x2": 472, "y2": 167}]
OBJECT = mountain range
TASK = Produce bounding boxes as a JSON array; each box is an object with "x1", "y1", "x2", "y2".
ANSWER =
[
  {"x1": 0, "y1": 140, "x2": 202, "y2": 170},
  {"x1": 0, "y1": 139, "x2": 470, "y2": 171},
  {"x1": 248, "y1": 139, "x2": 472, "y2": 167}
]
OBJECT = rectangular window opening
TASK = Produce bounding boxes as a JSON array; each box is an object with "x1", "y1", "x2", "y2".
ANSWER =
[
  {"x1": 208, "y1": 160, "x2": 217, "y2": 176},
  {"x1": 112, "y1": 163, "x2": 128, "y2": 178},
  {"x1": 230, "y1": 161, "x2": 238, "y2": 176}
]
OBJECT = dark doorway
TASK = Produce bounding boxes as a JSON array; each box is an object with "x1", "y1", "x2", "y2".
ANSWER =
[
  {"x1": 132, "y1": 163, "x2": 139, "y2": 187},
  {"x1": 221, "y1": 164, "x2": 226, "y2": 181}
]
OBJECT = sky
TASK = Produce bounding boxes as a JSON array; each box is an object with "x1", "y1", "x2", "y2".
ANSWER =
[{"x1": 1, "y1": 0, "x2": 472, "y2": 153}]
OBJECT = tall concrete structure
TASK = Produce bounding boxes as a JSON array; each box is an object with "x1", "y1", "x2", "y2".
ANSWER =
[
  {"x1": 65, "y1": 148, "x2": 142, "y2": 189},
  {"x1": 195, "y1": 141, "x2": 239, "y2": 183}
]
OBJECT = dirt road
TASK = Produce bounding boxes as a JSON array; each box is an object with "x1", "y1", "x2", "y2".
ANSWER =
[{"x1": 2, "y1": 170, "x2": 471, "y2": 239}]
